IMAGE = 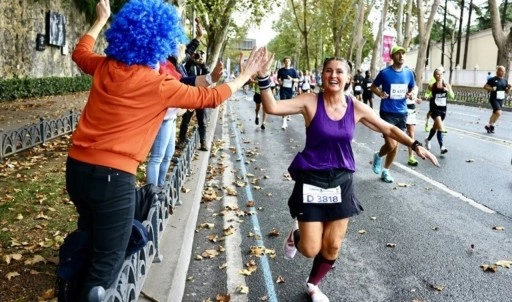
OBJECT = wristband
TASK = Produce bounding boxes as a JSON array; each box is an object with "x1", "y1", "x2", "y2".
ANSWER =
[
  {"x1": 205, "y1": 73, "x2": 213, "y2": 85},
  {"x1": 411, "y1": 140, "x2": 422, "y2": 152},
  {"x1": 258, "y1": 75, "x2": 271, "y2": 90}
]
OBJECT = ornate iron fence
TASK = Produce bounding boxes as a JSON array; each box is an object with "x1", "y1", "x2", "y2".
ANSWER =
[
  {"x1": 420, "y1": 85, "x2": 512, "y2": 108},
  {"x1": 0, "y1": 110, "x2": 81, "y2": 160},
  {"x1": 0, "y1": 110, "x2": 200, "y2": 301},
  {"x1": 103, "y1": 130, "x2": 198, "y2": 301}
]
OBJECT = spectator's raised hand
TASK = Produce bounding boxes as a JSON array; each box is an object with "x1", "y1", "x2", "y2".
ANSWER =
[
  {"x1": 211, "y1": 61, "x2": 224, "y2": 82},
  {"x1": 96, "y1": 0, "x2": 111, "y2": 24},
  {"x1": 241, "y1": 47, "x2": 267, "y2": 77},
  {"x1": 195, "y1": 17, "x2": 204, "y2": 39},
  {"x1": 255, "y1": 48, "x2": 274, "y2": 78}
]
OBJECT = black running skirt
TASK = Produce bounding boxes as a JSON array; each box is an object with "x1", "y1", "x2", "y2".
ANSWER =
[{"x1": 287, "y1": 170, "x2": 363, "y2": 222}]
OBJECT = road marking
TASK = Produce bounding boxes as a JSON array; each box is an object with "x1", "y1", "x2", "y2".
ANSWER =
[
  {"x1": 220, "y1": 106, "x2": 249, "y2": 302},
  {"x1": 354, "y1": 141, "x2": 496, "y2": 214},
  {"x1": 448, "y1": 111, "x2": 479, "y2": 118},
  {"x1": 227, "y1": 102, "x2": 278, "y2": 302},
  {"x1": 394, "y1": 162, "x2": 495, "y2": 214}
]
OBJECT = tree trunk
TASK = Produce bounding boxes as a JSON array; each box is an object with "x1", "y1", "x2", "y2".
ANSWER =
[
  {"x1": 489, "y1": 0, "x2": 512, "y2": 76},
  {"x1": 414, "y1": 0, "x2": 441, "y2": 89},
  {"x1": 403, "y1": 0, "x2": 414, "y2": 47},
  {"x1": 205, "y1": 18, "x2": 232, "y2": 70},
  {"x1": 396, "y1": 0, "x2": 404, "y2": 45},
  {"x1": 351, "y1": 0, "x2": 366, "y2": 69},
  {"x1": 370, "y1": 0, "x2": 389, "y2": 77}
]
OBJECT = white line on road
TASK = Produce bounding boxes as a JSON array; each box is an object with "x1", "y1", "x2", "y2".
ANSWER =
[
  {"x1": 394, "y1": 162, "x2": 495, "y2": 214},
  {"x1": 226, "y1": 102, "x2": 278, "y2": 302},
  {"x1": 220, "y1": 106, "x2": 249, "y2": 302},
  {"x1": 355, "y1": 141, "x2": 496, "y2": 214}
]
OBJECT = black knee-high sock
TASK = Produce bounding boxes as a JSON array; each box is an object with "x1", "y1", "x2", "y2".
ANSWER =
[
  {"x1": 437, "y1": 130, "x2": 443, "y2": 147},
  {"x1": 293, "y1": 229, "x2": 300, "y2": 248},
  {"x1": 307, "y1": 253, "x2": 336, "y2": 285},
  {"x1": 427, "y1": 128, "x2": 436, "y2": 140}
]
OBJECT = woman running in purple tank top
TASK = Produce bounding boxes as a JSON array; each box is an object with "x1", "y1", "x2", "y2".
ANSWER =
[{"x1": 255, "y1": 53, "x2": 439, "y2": 302}]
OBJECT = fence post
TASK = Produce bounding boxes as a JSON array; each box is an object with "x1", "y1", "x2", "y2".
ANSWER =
[
  {"x1": 70, "y1": 110, "x2": 75, "y2": 131},
  {"x1": 40, "y1": 117, "x2": 45, "y2": 144},
  {"x1": 0, "y1": 130, "x2": 4, "y2": 161}
]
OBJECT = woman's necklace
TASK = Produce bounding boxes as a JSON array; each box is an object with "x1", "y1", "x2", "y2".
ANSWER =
[{"x1": 326, "y1": 97, "x2": 347, "y2": 112}]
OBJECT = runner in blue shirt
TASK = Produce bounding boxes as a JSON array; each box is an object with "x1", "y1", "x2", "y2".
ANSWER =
[{"x1": 370, "y1": 45, "x2": 416, "y2": 183}]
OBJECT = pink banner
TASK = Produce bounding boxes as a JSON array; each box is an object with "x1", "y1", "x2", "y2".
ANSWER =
[{"x1": 382, "y1": 35, "x2": 394, "y2": 63}]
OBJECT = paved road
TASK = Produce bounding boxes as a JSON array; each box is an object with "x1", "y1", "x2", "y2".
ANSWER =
[{"x1": 182, "y1": 91, "x2": 512, "y2": 302}]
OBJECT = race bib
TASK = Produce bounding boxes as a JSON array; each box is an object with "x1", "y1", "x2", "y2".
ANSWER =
[
  {"x1": 366, "y1": 83, "x2": 372, "y2": 88},
  {"x1": 283, "y1": 79, "x2": 293, "y2": 88},
  {"x1": 303, "y1": 184, "x2": 341, "y2": 204},
  {"x1": 435, "y1": 95, "x2": 447, "y2": 106},
  {"x1": 390, "y1": 84, "x2": 407, "y2": 100},
  {"x1": 354, "y1": 85, "x2": 362, "y2": 92},
  {"x1": 497, "y1": 90, "x2": 505, "y2": 100}
]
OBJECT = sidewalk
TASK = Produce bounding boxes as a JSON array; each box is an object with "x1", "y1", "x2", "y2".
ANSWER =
[{"x1": 139, "y1": 106, "x2": 220, "y2": 302}]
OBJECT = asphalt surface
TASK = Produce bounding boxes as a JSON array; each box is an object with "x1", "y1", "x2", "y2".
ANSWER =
[{"x1": 143, "y1": 90, "x2": 512, "y2": 302}]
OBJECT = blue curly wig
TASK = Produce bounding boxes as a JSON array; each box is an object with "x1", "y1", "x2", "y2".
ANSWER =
[{"x1": 105, "y1": 0, "x2": 188, "y2": 68}]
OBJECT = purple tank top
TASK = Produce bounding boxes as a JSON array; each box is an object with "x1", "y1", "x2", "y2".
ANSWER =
[{"x1": 288, "y1": 93, "x2": 356, "y2": 179}]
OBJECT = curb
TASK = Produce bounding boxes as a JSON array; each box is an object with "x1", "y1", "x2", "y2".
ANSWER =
[{"x1": 139, "y1": 107, "x2": 220, "y2": 302}]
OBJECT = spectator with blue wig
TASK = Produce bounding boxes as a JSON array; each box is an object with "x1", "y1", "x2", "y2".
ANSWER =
[{"x1": 66, "y1": 0, "x2": 269, "y2": 299}]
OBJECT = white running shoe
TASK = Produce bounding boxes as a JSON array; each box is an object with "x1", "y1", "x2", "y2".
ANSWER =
[
  {"x1": 283, "y1": 220, "x2": 298, "y2": 260},
  {"x1": 307, "y1": 283, "x2": 329, "y2": 302},
  {"x1": 424, "y1": 138, "x2": 431, "y2": 150},
  {"x1": 281, "y1": 120, "x2": 288, "y2": 130},
  {"x1": 286, "y1": 115, "x2": 291, "y2": 121}
]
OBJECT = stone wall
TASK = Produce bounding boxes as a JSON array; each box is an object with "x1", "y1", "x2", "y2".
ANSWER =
[{"x1": 0, "y1": 0, "x2": 106, "y2": 79}]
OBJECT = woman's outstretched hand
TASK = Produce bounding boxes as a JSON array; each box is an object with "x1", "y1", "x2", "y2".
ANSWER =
[{"x1": 414, "y1": 146, "x2": 439, "y2": 167}]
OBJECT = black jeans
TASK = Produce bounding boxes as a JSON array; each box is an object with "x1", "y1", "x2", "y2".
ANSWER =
[
  {"x1": 65, "y1": 157, "x2": 135, "y2": 300},
  {"x1": 179, "y1": 109, "x2": 207, "y2": 142}
]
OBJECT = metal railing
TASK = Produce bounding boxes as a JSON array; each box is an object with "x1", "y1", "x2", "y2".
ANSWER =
[
  {"x1": 0, "y1": 110, "x2": 200, "y2": 301},
  {"x1": 420, "y1": 85, "x2": 512, "y2": 108},
  {"x1": 103, "y1": 130, "x2": 198, "y2": 301},
  {"x1": 0, "y1": 110, "x2": 81, "y2": 160}
]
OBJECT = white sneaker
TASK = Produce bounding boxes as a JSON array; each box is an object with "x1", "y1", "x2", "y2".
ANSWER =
[
  {"x1": 286, "y1": 115, "x2": 291, "y2": 121},
  {"x1": 281, "y1": 120, "x2": 288, "y2": 130},
  {"x1": 307, "y1": 283, "x2": 329, "y2": 302},
  {"x1": 283, "y1": 220, "x2": 298, "y2": 259},
  {"x1": 424, "y1": 138, "x2": 431, "y2": 150}
]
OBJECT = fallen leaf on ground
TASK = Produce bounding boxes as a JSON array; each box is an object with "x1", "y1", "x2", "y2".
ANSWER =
[
  {"x1": 492, "y1": 226, "x2": 505, "y2": 231},
  {"x1": 215, "y1": 293, "x2": 231, "y2": 302},
  {"x1": 268, "y1": 229, "x2": 279, "y2": 237},
  {"x1": 358, "y1": 230, "x2": 366, "y2": 234},
  {"x1": 6, "y1": 271, "x2": 20, "y2": 280},
  {"x1": 495, "y1": 260, "x2": 512, "y2": 268},
  {"x1": 431, "y1": 284, "x2": 444, "y2": 291},
  {"x1": 480, "y1": 264, "x2": 498, "y2": 272},
  {"x1": 276, "y1": 276, "x2": 285, "y2": 284},
  {"x1": 236, "y1": 285, "x2": 249, "y2": 294},
  {"x1": 386, "y1": 243, "x2": 396, "y2": 248}
]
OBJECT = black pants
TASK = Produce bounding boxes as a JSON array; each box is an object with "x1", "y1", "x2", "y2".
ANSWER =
[
  {"x1": 179, "y1": 109, "x2": 207, "y2": 142},
  {"x1": 65, "y1": 157, "x2": 135, "y2": 300}
]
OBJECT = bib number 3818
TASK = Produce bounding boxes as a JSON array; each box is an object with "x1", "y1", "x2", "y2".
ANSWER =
[{"x1": 303, "y1": 184, "x2": 342, "y2": 204}]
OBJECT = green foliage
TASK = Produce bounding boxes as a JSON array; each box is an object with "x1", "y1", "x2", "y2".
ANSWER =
[
  {"x1": 73, "y1": 0, "x2": 127, "y2": 23},
  {"x1": 0, "y1": 76, "x2": 92, "y2": 102}
]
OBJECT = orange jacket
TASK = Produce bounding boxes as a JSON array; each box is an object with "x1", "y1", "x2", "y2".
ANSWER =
[{"x1": 69, "y1": 35, "x2": 231, "y2": 174}]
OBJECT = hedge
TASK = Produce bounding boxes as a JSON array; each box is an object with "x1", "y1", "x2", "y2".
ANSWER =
[{"x1": 0, "y1": 76, "x2": 92, "y2": 101}]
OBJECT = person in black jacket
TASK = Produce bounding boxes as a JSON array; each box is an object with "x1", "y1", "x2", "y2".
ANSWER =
[{"x1": 178, "y1": 50, "x2": 211, "y2": 151}]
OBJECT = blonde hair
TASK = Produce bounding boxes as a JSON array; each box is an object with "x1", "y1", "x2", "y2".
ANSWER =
[{"x1": 176, "y1": 44, "x2": 187, "y2": 63}]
